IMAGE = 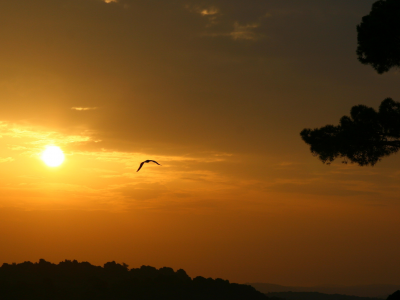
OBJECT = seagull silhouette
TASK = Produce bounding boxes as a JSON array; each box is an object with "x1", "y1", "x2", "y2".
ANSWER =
[{"x1": 137, "y1": 160, "x2": 161, "y2": 172}]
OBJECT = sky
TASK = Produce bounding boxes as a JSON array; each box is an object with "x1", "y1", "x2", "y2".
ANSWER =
[{"x1": 0, "y1": 0, "x2": 399, "y2": 287}]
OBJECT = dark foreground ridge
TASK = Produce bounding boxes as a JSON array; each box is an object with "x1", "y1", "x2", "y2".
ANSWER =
[
  {"x1": 250, "y1": 283, "x2": 400, "y2": 299},
  {"x1": 0, "y1": 259, "x2": 267, "y2": 300},
  {"x1": 265, "y1": 291, "x2": 383, "y2": 300}
]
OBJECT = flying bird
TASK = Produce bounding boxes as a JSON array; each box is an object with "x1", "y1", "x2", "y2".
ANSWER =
[{"x1": 137, "y1": 160, "x2": 161, "y2": 172}]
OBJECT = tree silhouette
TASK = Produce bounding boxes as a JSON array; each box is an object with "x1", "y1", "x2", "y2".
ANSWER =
[
  {"x1": 300, "y1": 98, "x2": 400, "y2": 166},
  {"x1": 0, "y1": 259, "x2": 268, "y2": 300},
  {"x1": 356, "y1": 0, "x2": 400, "y2": 74}
]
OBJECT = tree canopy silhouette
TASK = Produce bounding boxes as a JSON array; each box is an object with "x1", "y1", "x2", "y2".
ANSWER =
[
  {"x1": 0, "y1": 259, "x2": 268, "y2": 300},
  {"x1": 356, "y1": 0, "x2": 400, "y2": 74},
  {"x1": 300, "y1": 98, "x2": 400, "y2": 166}
]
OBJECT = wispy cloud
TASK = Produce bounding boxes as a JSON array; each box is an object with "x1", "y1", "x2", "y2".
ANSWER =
[
  {"x1": 0, "y1": 157, "x2": 13, "y2": 163},
  {"x1": 200, "y1": 7, "x2": 218, "y2": 16},
  {"x1": 0, "y1": 121, "x2": 96, "y2": 158},
  {"x1": 0, "y1": 120, "x2": 256, "y2": 212},
  {"x1": 230, "y1": 22, "x2": 261, "y2": 40},
  {"x1": 186, "y1": 5, "x2": 219, "y2": 25},
  {"x1": 71, "y1": 107, "x2": 98, "y2": 111},
  {"x1": 201, "y1": 22, "x2": 263, "y2": 41}
]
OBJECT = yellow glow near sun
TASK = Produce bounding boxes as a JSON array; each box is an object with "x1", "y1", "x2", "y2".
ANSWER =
[{"x1": 41, "y1": 145, "x2": 65, "y2": 167}]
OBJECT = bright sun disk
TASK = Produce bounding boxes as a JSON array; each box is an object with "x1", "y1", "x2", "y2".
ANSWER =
[{"x1": 41, "y1": 145, "x2": 65, "y2": 167}]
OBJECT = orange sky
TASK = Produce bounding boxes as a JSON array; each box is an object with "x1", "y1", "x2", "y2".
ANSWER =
[{"x1": 0, "y1": 0, "x2": 399, "y2": 286}]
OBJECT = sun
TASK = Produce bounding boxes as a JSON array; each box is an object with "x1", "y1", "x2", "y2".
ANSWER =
[{"x1": 41, "y1": 145, "x2": 65, "y2": 167}]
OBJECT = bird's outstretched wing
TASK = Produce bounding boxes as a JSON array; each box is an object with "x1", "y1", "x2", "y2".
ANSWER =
[
  {"x1": 137, "y1": 162, "x2": 145, "y2": 172},
  {"x1": 149, "y1": 160, "x2": 161, "y2": 165}
]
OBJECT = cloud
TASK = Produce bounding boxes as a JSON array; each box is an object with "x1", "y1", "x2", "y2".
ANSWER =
[
  {"x1": 186, "y1": 5, "x2": 219, "y2": 25},
  {"x1": 117, "y1": 183, "x2": 169, "y2": 201},
  {"x1": 230, "y1": 22, "x2": 261, "y2": 40},
  {"x1": 186, "y1": 5, "x2": 219, "y2": 16},
  {"x1": 200, "y1": 7, "x2": 218, "y2": 16},
  {"x1": 104, "y1": 0, "x2": 117, "y2": 3},
  {"x1": 0, "y1": 121, "x2": 95, "y2": 158},
  {"x1": 199, "y1": 20, "x2": 263, "y2": 41},
  {"x1": 71, "y1": 107, "x2": 98, "y2": 111},
  {"x1": 0, "y1": 157, "x2": 13, "y2": 163}
]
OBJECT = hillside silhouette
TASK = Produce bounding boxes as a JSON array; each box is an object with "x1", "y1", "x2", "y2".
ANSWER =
[
  {"x1": 250, "y1": 283, "x2": 400, "y2": 298},
  {"x1": 264, "y1": 291, "x2": 382, "y2": 300},
  {"x1": 0, "y1": 259, "x2": 267, "y2": 300}
]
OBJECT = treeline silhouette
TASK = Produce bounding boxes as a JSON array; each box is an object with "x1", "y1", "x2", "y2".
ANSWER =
[{"x1": 0, "y1": 259, "x2": 267, "y2": 300}]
